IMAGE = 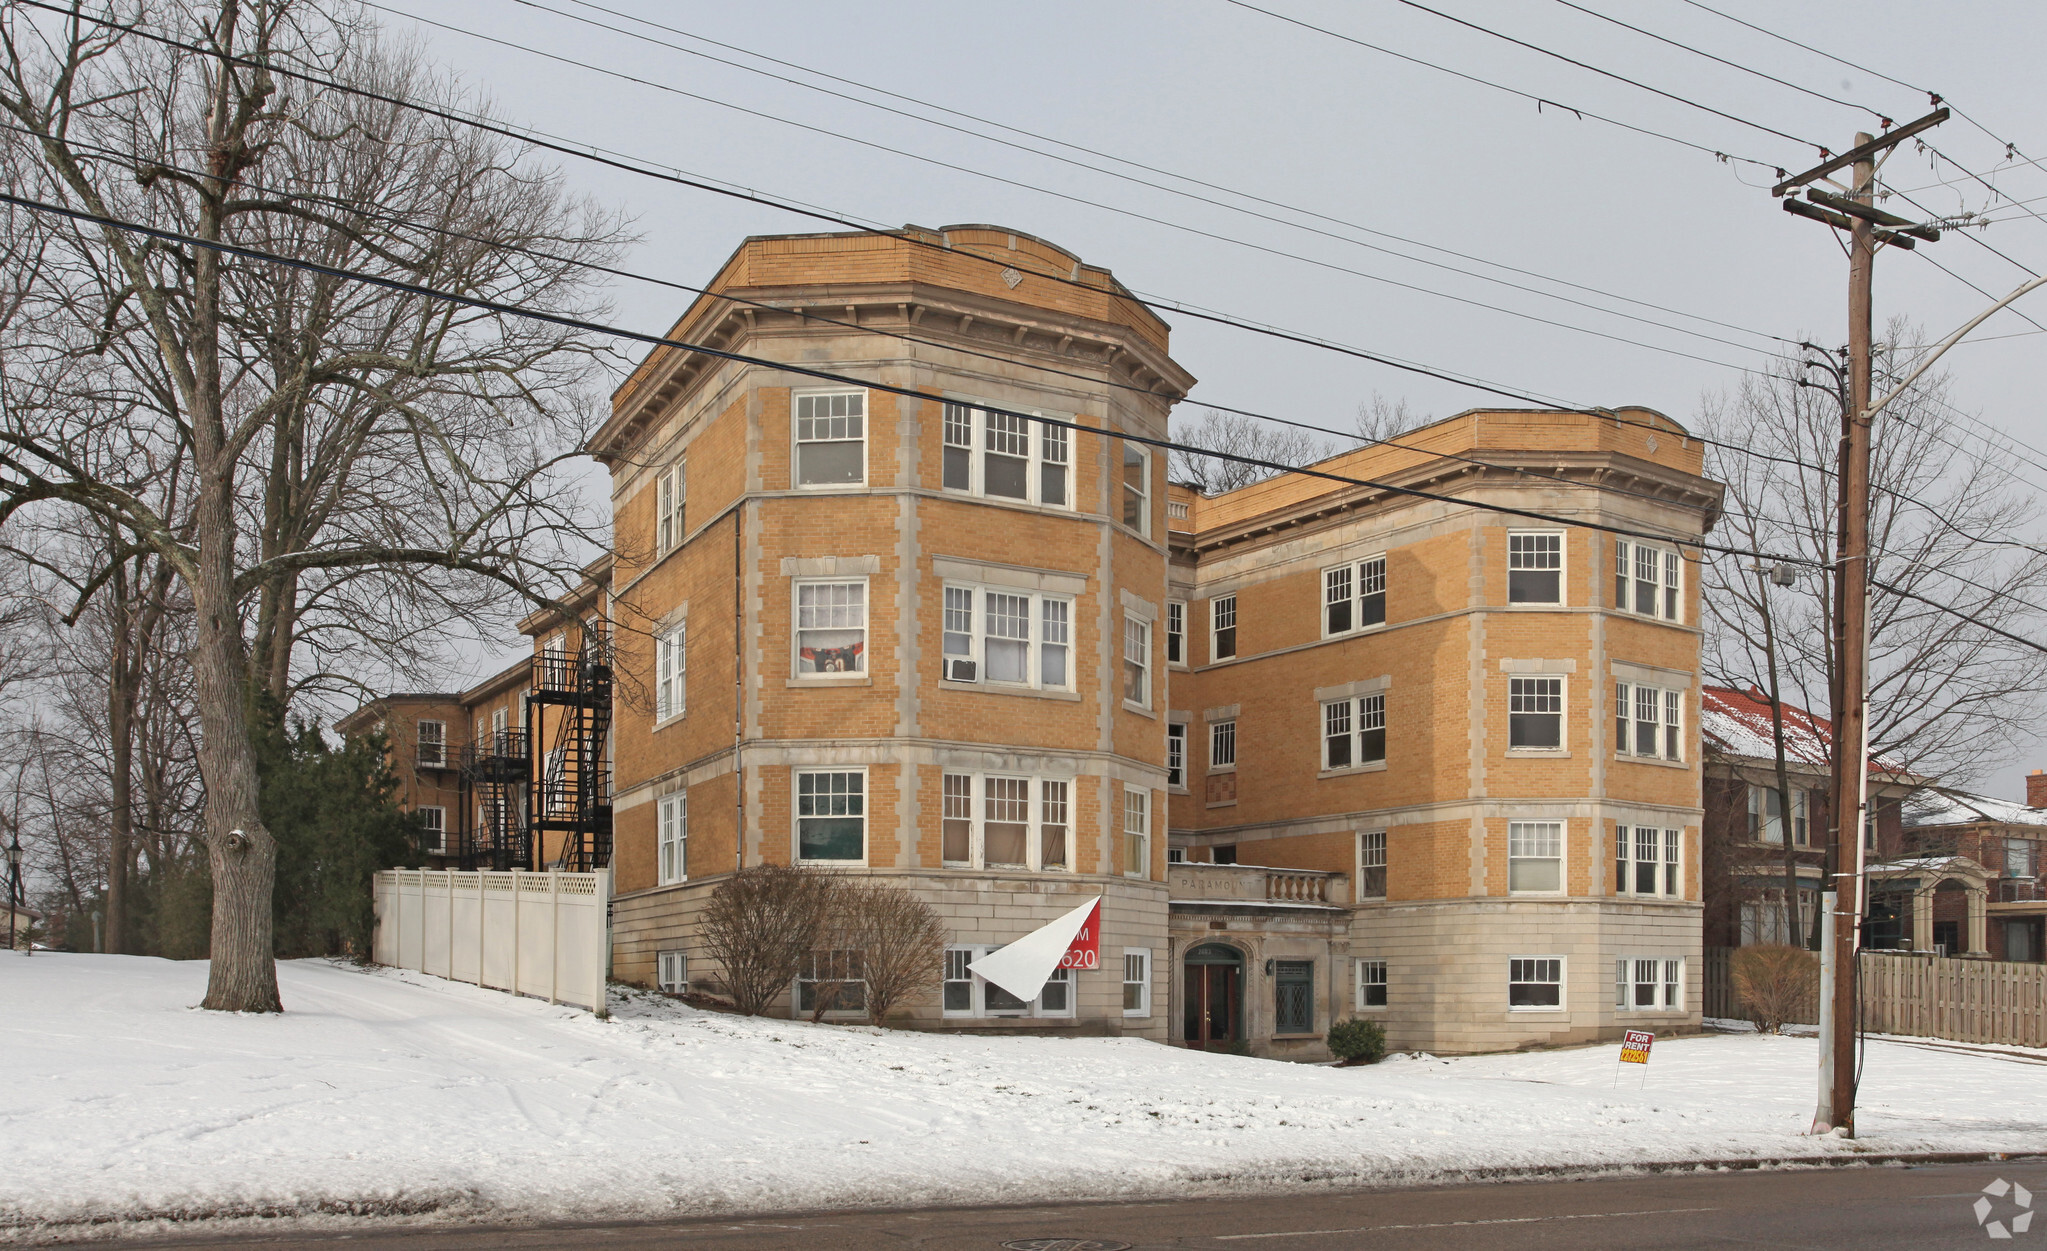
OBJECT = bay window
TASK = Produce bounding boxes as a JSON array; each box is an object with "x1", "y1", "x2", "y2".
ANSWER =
[
  {"x1": 940, "y1": 774, "x2": 1072, "y2": 871},
  {"x1": 942, "y1": 402, "x2": 1069, "y2": 507},
  {"x1": 1614, "y1": 681, "x2": 1682, "y2": 761},
  {"x1": 1615, "y1": 824, "x2": 1681, "y2": 897},
  {"x1": 794, "y1": 390, "x2": 865, "y2": 487},
  {"x1": 1613, "y1": 539, "x2": 1682, "y2": 622},
  {"x1": 796, "y1": 770, "x2": 865, "y2": 862},
  {"x1": 940, "y1": 584, "x2": 1071, "y2": 689},
  {"x1": 795, "y1": 580, "x2": 866, "y2": 677}
]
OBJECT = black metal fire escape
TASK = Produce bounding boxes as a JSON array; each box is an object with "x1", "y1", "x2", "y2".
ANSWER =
[
  {"x1": 457, "y1": 726, "x2": 530, "y2": 871},
  {"x1": 527, "y1": 629, "x2": 613, "y2": 872}
]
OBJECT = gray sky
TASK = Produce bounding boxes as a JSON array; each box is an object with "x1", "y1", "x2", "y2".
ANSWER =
[{"x1": 382, "y1": 0, "x2": 2047, "y2": 798}]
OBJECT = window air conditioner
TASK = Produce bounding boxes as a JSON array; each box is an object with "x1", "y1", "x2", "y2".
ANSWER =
[{"x1": 946, "y1": 658, "x2": 979, "y2": 683}]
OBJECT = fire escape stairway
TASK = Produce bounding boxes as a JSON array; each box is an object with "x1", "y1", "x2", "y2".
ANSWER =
[{"x1": 527, "y1": 637, "x2": 614, "y2": 873}]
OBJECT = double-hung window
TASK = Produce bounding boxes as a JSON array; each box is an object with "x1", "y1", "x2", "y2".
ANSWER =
[
  {"x1": 1508, "y1": 677, "x2": 1564, "y2": 749},
  {"x1": 1123, "y1": 949, "x2": 1152, "y2": 1016},
  {"x1": 658, "y1": 790, "x2": 687, "y2": 885},
  {"x1": 939, "y1": 584, "x2": 1071, "y2": 689},
  {"x1": 1356, "y1": 959, "x2": 1388, "y2": 1008},
  {"x1": 796, "y1": 770, "x2": 865, "y2": 862},
  {"x1": 1508, "y1": 820, "x2": 1563, "y2": 893},
  {"x1": 941, "y1": 403, "x2": 1070, "y2": 506},
  {"x1": 1509, "y1": 957, "x2": 1563, "y2": 1008},
  {"x1": 797, "y1": 949, "x2": 866, "y2": 1015},
  {"x1": 1122, "y1": 615, "x2": 1150, "y2": 708},
  {"x1": 1324, "y1": 557, "x2": 1387, "y2": 635},
  {"x1": 943, "y1": 945, "x2": 1073, "y2": 1017},
  {"x1": 417, "y1": 805, "x2": 446, "y2": 854},
  {"x1": 940, "y1": 774, "x2": 1071, "y2": 871},
  {"x1": 1748, "y1": 785, "x2": 1809, "y2": 845},
  {"x1": 1122, "y1": 441, "x2": 1150, "y2": 536},
  {"x1": 656, "y1": 459, "x2": 686, "y2": 554},
  {"x1": 1358, "y1": 830, "x2": 1387, "y2": 899},
  {"x1": 416, "y1": 720, "x2": 446, "y2": 769},
  {"x1": 1166, "y1": 601, "x2": 1186, "y2": 665},
  {"x1": 794, "y1": 390, "x2": 865, "y2": 486},
  {"x1": 1124, "y1": 786, "x2": 1150, "y2": 878},
  {"x1": 1323, "y1": 693, "x2": 1386, "y2": 770},
  {"x1": 1613, "y1": 539, "x2": 1682, "y2": 621},
  {"x1": 657, "y1": 950, "x2": 687, "y2": 994},
  {"x1": 1166, "y1": 723, "x2": 1187, "y2": 788},
  {"x1": 1210, "y1": 719, "x2": 1237, "y2": 771},
  {"x1": 1615, "y1": 824, "x2": 1681, "y2": 897},
  {"x1": 1615, "y1": 957, "x2": 1682, "y2": 1011},
  {"x1": 2007, "y1": 838, "x2": 2039, "y2": 879},
  {"x1": 1211, "y1": 595, "x2": 1237, "y2": 660},
  {"x1": 1613, "y1": 681, "x2": 1682, "y2": 760},
  {"x1": 656, "y1": 623, "x2": 687, "y2": 720},
  {"x1": 1507, "y1": 531, "x2": 1564, "y2": 604},
  {"x1": 795, "y1": 580, "x2": 866, "y2": 677}
]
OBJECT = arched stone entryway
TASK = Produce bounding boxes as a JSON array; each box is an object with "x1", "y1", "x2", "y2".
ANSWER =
[
  {"x1": 1864, "y1": 856, "x2": 1992, "y2": 956},
  {"x1": 1182, "y1": 941, "x2": 1244, "y2": 1049}
]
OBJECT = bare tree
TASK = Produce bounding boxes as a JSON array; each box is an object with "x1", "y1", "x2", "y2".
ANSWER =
[
  {"x1": 839, "y1": 882, "x2": 947, "y2": 1027},
  {"x1": 0, "y1": 2, "x2": 626, "y2": 1008},
  {"x1": 1167, "y1": 410, "x2": 1332, "y2": 494},
  {"x1": 1355, "y1": 392, "x2": 1429, "y2": 445},
  {"x1": 699, "y1": 864, "x2": 837, "y2": 1017}
]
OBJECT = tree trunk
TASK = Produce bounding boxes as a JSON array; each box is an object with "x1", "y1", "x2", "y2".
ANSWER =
[{"x1": 106, "y1": 610, "x2": 134, "y2": 956}]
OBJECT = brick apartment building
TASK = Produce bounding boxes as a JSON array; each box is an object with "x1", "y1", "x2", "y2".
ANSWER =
[{"x1": 347, "y1": 223, "x2": 1726, "y2": 1055}]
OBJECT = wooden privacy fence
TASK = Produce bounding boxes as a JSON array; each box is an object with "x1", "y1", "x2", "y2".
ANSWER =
[
  {"x1": 1703, "y1": 946, "x2": 1819, "y2": 1025},
  {"x1": 373, "y1": 868, "x2": 611, "y2": 1013},
  {"x1": 1859, "y1": 951, "x2": 2047, "y2": 1049}
]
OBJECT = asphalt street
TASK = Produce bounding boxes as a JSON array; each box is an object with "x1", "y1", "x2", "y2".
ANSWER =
[{"x1": 103, "y1": 1159, "x2": 2047, "y2": 1250}]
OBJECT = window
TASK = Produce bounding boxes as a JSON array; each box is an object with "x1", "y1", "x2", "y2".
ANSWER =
[
  {"x1": 656, "y1": 459, "x2": 686, "y2": 554},
  {"x1": 1121, "y1": 441, "x2": 1150, "y2": 536},
  {"x1": 1211, "y1": 595, "x2": 1237, "y2": 660},
  {"x1": 1210, "y1": 719, "x2": 1237, "y2": 770},
  {"x1": 1507, "y1": 531, "x2": 1563, "y2": 604},
  {"x1": 1322, "y1": 693, "x2": 1386, "y2": 770},
  {"x1": 1124, "y1": 786, "x2": 1150, "y2": 878},
  {"x1": 656, "y1": 624, "x2": 687, "y2": 720},
  {"x1": 1615, "y1": 958, "x2": 1682, "y2": 1011},
  {"x1": 1166, "y1": 600, "x2": 1186, "y2": 665},
  {"x1": 1324, "y1": 557, "x2": 1387, "y2": 635},
  {"x1": 1167, "y1": 846, "x2": 1187, "y2": 863},
  {"x1": 416, "y1": 720, "x2": 446, "y2": 768},
  {"x1": 940, "y1": 403, "x2": 1069, "y2": 507},
  {"x1": 417, "y1": 806, "x2": 446, "y2": 854},
  {"x1": 1122, "y1": 615, "x2": 1150, "y2": 708},
  {"x1": 943, "y1": 945, "x2": 1071, "y2": 1017},
  {"x1": 939, "y1": 774, "x2": 1071, "y2": 871},
  {"x1": 1747, "y1": 785, "x2": 1810, "y2": 845},
  {"x1": 1356, "y1": 959, "x2": 1388, "y2": 1009},
  {"x1": 794, "y1": 390, "x2": 865, "y2": 486},
  {"x1": 1213, "y1": 845, "x2": 1237, "y2": 864},
  {"x1": 658, "y1": 791, "x2": 687, "y2": 885},
  {"x1": 938, "y1": 584, "x2": 1072, "y2": 689},
  {"x1": 1615, "y1": 825, "x2": 1680, "y2": 897},
  {"x1": 1508, "y1": 677, "x2": 1563, "y2": 749},
  {"x1": 1509, "y1": 957, "x2": 1563, "y2": 1008},
  {"x1": 1613, "y1": 539, "x2": 1682, "y2": 622},
  {"x1": 656, "y1": 950, "x2": 687, "y2": 994},
  {"x1": 1123, "y1": 949, "x2": 1152, "y2": 1016},
  {"x1": 796, "y1": 770, "x2": 865, "y2": 862},
  {"x1": 1358, "y1": 831, "x2": 1387, "y2": 899},
  {"x1": 797, "y1": 949, "x2": 866, "y2": 1015},
  {"x1": 1508, "y1": 820, "x2": 1562, "y2": 892},
  {"x1": 2006, "y1": 838, "x2": 2038, "y2": 879},
  {"x1": 1273, "y1": 960, "x2": 1315, "y2": 1034},
  {"x1": 795, "y1": 580, "x2": 866, "y2": 676},
  {"x1": 1613, "y1": 681, "x2": 1682, "y2": 761},
  {"x1": 1166, "y1": 723, "x2": 1187, "y2": 788}
]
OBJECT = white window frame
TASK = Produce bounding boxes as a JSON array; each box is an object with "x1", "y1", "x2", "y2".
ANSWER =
[
  {"x1": 2006, "y1": 838, "x2": 2038, "y2": 880},
  {"x1": 1122, "y1": 948, "x2": 1152, "y2": 1017},
  {"x1": 416, "y1": 805, "x2": 446, "y2": 854},
  {"x1": 1747, "y1": 784, "x2": 1810, "y2": 846},
  {"x1": 656, "y1": 622, "x2": 687, "y2": 721},
  {"x1": 1165, "y1": 599, "x2": 1187, "y2": 667},
  {"x1": 796, "y1": 948, "x2": 869, "y2": 1017},
  {"x1": 1358, "y1": 830, "x2": 1387, "y2": 900},
  {"x1": 656, "y1": 950, "x2": 688, "y2": 994},
  {"x1": 1507, "y1": 675, "x2": 1566, "y2": 751},
  {"x1": 658, "y1": 790, "x2": 687, "y2": 885},
  {"x1": 1322, "y1": 693, "x2": 1387, "y2": 771},
  {"x1": 938, "y1": 583, "x2": 1074, "y2": 691},
  {"x1": 1322, "y1": 555, "x2": 1388, "y2": 637},
  {"x1": 795, "y1": 768, "x2": 867, "y2": 864},
  {"x1": 1166, "y1": 722, "x2": 1187, "y2": 789},
  {"x1": 1613, "y1": 539, "x2": 1683, "y2": 622},
  {"x1": 1507, "y1": 820, "x2": 1564, "y2": 894},
  {"x1": 1210, "y1": 594, "x2": 1238, "y2": 660},
  {"x1": 1356, "y1": 957, "x2": 1388, "y2": 1010},
  {"x1": 1614, "y1": 956, "x2": 1684, "y2": 1013},
  {"x1": 793, "y1": 388, "x2": 867, "y2": 489},
  {"x1": 1508, "y1": 955, "x2": 1565, "y2": 1011},
  {"x1": 942, "y1": 944, "x2": 1074, "y2": 1018},
  {"x1": 1613, "y1": 681, "x2": 1683, "y2": 761},
  {"x1": 938, "y1": 773, "x2": 1073, "y2": 872},
  {"x1": 1124, "y1": 785, "x2": 1150, "y2": 879},
  {"x1": 940, "y1": 401, "x2": 1071, "y2": 509},
  {"x1": 1507, "y1": 530, "x2": 1566, "y2": 605},
  {"x1": 1121, "y1": 439, "x2": 1151, "y2": 538},
  {"x1": 1209, "y1": 718, "x2": 1237, "y2": 771},
  {"x1": 1122, "y1": 614, "x2": 1151, "y2": 710},
  {"x1": 656, "y1": 459, "x2": 686, "y2": 555},
  {"x1": 416, "y1": 719, "x2": 446, "y2": 769},
  {"x1": 1615, "y1": 824, "x2": 1681, "y2": 898},
  {"x1": 793, "y1": 578, "x2": 868, "y2": 680}
]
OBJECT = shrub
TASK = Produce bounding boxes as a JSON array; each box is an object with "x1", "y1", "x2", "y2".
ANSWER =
[
  {"x1": 700, "y1": 863, "x2": 837, "y2": 1016},
  {"x1": 838, "y1": 882, "x2": 948, "y2": 1027},
  {"x1": 1328, "y1": 1017, "x2": 1388, "y2": 1065},
  {"x1": 1732, "y1": 943, "x2": 1820, "y2": 1034}
]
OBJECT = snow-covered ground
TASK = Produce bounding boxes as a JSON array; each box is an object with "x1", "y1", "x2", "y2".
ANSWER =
[{"x1": 5, "y1": 951, "x2": 2045, "y2": 1239}]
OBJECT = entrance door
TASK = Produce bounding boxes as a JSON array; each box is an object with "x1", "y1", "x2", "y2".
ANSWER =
[{"x1": 1183, "y1": 943, "x2": 1243, "y2": 1049}]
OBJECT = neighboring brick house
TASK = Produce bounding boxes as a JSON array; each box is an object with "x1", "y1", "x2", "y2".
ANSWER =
[
  {"x1": 349, "y1": 223, "x2": 1730, "y2": 1055},
  {"x1": 1881, "y1": 781, "x2": 2047, "y2": 962},
  {"x1": 334, "y1": 691, "x2": 471, "y2": 862}
]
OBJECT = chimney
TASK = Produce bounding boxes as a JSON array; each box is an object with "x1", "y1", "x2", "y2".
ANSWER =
[{"x1": 2029, "y1": 769, "x2": 2047, "y2": 811}]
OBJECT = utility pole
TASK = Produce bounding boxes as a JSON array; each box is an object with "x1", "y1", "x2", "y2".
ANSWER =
[{"x1": 1772, "y1": 106, "x2": 1947, "y2": 1138}]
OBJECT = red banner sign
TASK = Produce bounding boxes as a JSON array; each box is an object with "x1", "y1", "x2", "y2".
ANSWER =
[
  {"x1": 1058, "y1": 898, "x2": 1101, "y2": 971},
  {"x1": 1620, "y1": 1029, "x2": 1655, "y2": 1064}
]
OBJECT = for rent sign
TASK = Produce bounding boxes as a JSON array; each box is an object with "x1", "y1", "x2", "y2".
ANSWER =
[
  {"x1": 1619, "y1": 1029, "x2": 1655, "y2": 1065},
  {"x1": 1059, "y1": 899, "x2": 1102, "y2": 971}
]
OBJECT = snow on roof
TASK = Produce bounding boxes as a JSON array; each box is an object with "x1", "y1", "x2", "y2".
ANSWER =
[
  {"x1": 1699, "y1": 685, "x2": 1913, "y2": 777},
  {"x1": 1902, "y1": 787, "x2": 2047, "y2": 830}
]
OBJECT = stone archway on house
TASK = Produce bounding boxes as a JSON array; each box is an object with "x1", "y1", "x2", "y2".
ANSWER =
[
  {"x1": 1182, "y1": 941, "x2": 1245, "y2": 1050},
  {"x1": 1863, "y1": 856, "x2": 1993, "y2": 956}
]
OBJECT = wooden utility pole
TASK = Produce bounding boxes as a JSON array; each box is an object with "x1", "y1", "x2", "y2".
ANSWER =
[{"x1": 1771, "y1": 107, "x2": 1947, "y2": 1137}]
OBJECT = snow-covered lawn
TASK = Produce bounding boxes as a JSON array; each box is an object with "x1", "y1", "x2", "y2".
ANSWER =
[{"x1": 5, "y1": 951, "x2": 2045, "y2": 1237}]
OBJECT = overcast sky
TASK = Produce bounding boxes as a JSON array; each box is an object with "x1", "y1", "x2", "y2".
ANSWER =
[{"x1": 378, "y1": 0, "x2": 2047, "y2": 797}]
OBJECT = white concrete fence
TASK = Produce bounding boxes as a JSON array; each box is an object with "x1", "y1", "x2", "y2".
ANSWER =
[{"x1": 372, "y1": 868, "x2": 611, "y2": 1013}]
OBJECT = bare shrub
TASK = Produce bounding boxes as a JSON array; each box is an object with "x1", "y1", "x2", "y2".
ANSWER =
[
  {"x1": 1732, "y1": 943, "x2": 1820, "y2": 1034},
  {"x1": 841, "y1": 883, "x2": 948, "y2": 1027},
  {"x1": 699, "y1": 864, "x2": 836, "y2": 1016}
]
